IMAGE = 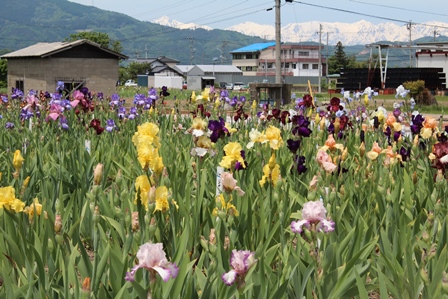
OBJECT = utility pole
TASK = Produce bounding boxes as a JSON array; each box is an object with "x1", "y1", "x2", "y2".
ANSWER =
[
  {"x1": 318, "y1": 24, "x2": 322, "y2": 93},
  {"x1": 326, "y1": 32, "x2": 330, "y2": 81},
  {"x1": 433, "y1": 29, "x2": 439, "y2": 41},
  {"x1": 185, "y1": 36, "x2": 195, "y2": 65},
  {"x1": 406, "y1": 21, "x2": 413, "y2": 67},
  {"x1": 275, "y1": 0, "x2": 282, "y2": 84}
]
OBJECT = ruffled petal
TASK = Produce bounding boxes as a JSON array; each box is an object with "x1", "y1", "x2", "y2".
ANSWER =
[
  {"x1": 291, "y1": 219, "x2": 309, "y2": 234},
  {"x1": 319, "y1": 219, "x2": 335, "y2": 233},
  {"x1": 221, "y1": 270, "x2": 237, "y2": 286},
  {"x1": 124, "y1": 265, "x2": 140, "y2": 282},
  {"x1": 166, "y1": 263, "x2": 179, "y2": 279},
  {"x1": 152, "y1": 266, "x2": 172, "y2": 282}
]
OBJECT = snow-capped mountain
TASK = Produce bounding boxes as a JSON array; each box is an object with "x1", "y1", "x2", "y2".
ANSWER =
[
  {"x1": 152, "y1": 16, "x2": 448, "y2": 45},
  {"x1": 151, "y1": 16, "x2": 212, "y2": 31},
  {"x1": 228, "y1": 20, "x2": 448, "y2": 45}
]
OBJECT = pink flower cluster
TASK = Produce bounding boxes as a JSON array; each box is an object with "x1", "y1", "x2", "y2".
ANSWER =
[{"x1": 291, "y1": 200, "x2": 335, "y2": 234}]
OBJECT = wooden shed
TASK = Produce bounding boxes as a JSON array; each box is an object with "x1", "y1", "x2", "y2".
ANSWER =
[{"x1": 1, "y1": 39, "x2": 127, "y2": 94}]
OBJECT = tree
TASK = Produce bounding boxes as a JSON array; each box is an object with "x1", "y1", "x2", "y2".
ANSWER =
[
  {"x1": 328, "y1": 41, "x2": 350, "y2": 74},
  {"x1": 65, "y1": 32, "x2": 123, "y2": 53},
  {"x1": 0, "y1": 59, "x2": 7, "y2": 88},
  {"x1": 119, "y1": 62, "x2": 152, "y2": 83}
]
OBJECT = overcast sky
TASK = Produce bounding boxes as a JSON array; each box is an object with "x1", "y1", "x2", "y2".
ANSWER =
[{"x1": 68, "y1": 0, "x2": 448, "y2": 28}]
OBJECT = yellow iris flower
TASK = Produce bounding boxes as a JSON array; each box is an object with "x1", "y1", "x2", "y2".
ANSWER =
[
  {"x1": 219, "y1": 142, "x2": 246, "y2": 170},
  {"x1": 0, "y1": 186, "x2": 25, "y2": 213},
  {"x1": 13, "y1": 150, "x2": 24, "y2": 172}
]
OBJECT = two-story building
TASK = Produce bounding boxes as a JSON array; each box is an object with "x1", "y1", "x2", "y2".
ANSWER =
[
  {"x1": 229, "y1": 42, "x2": 276, "y2": 76},
  {"x1": 257, "y1": 44, "x2": 326, "y2": 78}
]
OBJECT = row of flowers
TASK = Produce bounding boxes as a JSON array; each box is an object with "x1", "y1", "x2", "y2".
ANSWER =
[{"x1": 1, "y1": 82, "x2": 448, "y2": 297}]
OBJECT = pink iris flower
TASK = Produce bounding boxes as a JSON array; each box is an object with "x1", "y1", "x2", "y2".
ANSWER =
[
  {"x1": 291, "y1": 200, "x2": 335, "y2": 234},
  {"x1": 222, "y1": 249, "x2": 257, "y2": 286},
  {"x1": 125, "y1": 242, "x2": 178, "y2": 283}
]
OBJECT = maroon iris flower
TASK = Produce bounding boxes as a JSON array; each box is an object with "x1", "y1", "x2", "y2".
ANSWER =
[
  {"x1": 233, "y1": 105, "x2": 248, "y2": 122},
  {"x1": 328, "y1": 97, "x2": 342, "y2": 112},
  {"x1": 89, "y1": 119, "x2": 104, "y2": 135}
]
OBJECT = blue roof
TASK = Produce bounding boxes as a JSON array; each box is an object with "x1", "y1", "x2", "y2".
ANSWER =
[{"x1": 230, "y1": 42, "x2": 276, "y2": 53}]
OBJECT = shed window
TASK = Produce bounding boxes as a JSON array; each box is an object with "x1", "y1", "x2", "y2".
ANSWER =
[{"x1": 15, "y1": 80, "x2": 24, "y2": 92}]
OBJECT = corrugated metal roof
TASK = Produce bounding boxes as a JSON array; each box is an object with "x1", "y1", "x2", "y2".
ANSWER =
[
  {"x1": 230, "y1": 42, "x2": 276, "y2": 53},
  {"x1": 173, "y1": 65, "x2": 195, "y2": 73},
  {"x1": 1, "y1": 39, "x2": 127, "y2": 59},
  {"x1": 195, "y1": 65, "x2": 242, "y2": 73}
]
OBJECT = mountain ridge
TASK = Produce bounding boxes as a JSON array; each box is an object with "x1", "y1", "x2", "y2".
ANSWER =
[{"x1": 152, "y1": 16, "x2": 448, "y2": 46}]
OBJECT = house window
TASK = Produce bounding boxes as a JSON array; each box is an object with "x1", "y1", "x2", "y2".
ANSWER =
[
  {"x1": 312, "y1": 64, "x2": 319, "y2": 69},
  {"x1": 233, "y1": 54, "x2": 242, "y2": 59},
  {"x1": 292, "y1": 63, "x2": 297, "y2": 69},
  {"x1": 303, "y1": 64, "x2": 309, "y2": 69},
  {"x1": 267, "y1": 63, "x2": 273, "y2": 68},
  {"x1": 246, "y1": 54, "x2": 253, "y2": 59},
  {"x1": 298, "y1": 51, "x2": 309, "y2": 56},
  {"x1": 285, "y1": 63, "x2": 290, "y2": 68},
  {"x1": 15, "y1": 80, "x2": 24, "y2": 92},
  {"x1": 246, "y1": 66, "x2": 253, "y2": 71}
]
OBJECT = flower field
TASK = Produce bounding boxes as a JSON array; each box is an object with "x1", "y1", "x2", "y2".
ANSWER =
[{"x1": 1, "y1": 85, "x2": 448, "y2": 298}]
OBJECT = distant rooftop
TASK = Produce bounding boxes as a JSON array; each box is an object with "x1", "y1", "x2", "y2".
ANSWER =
[
  {"x1": 230, "y1": 42, "x2": 276, "y2": 53},
  {"x1": 1, "y1": 39, "x2": 127, "y2": 59}
]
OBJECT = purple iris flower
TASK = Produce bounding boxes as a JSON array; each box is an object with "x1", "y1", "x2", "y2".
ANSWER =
[
  {"x1": 287, "y1": 139, "x2": 301, "y2": 153},
  {"x1": 51, "y1": 93, "x2": 62, "y2": 105},
  {"x1": 97, "y1": 92, "x2": 104, "y2": 101},
  {"x1": 61, "y1": 99, "x2": 72, "y2": 110},
  {"x1": 399, "y1": 146, "x2": 410, "y2": 162},
  {"x1": 117, "y1": 106, "x2": 127, "y2": 119},
  {"x1": 229, "y1": 96, "x2": 238, "y2": 107},
  {"x1": 59, "y1": 117, "x2": 69, "y2": 130},
  {"x1": 411, "y1": 114, "x2": 425, "y2": 135},
  {"x1": 291, "y1": 115, "x2": 312, "y2": 137},
  {"x1": 106, "y1": 119, "x2": 117, "y2": 132},
  {"x1": 11, "y1": 88, "x2": 24, "y2": 100},
  {"x1": 133, "y1": 94, "x2": 146, "y2": 106},
  {"x1": 384, "y1": 126, "x2": 391, "y2": 138},
  {"x1": 1, "y1": 95, "x2": 8, "y2": 103},
  {"x1": 393, "y1": 131, "x2": 401, "y2": 142},
  {"x1": 56, "y1": 81, "x2": 64, "y2": 93},
  {"x1": 44, "y1": 92, "x2": 51, "y2": 99},
  {"x1": 160, "y1": 86, "x2": 170, "y2": 97},
  {"x1": 148, "y1": 88, "x2": 159, "y2": 101},
  {"x1": 393, "y1": 108, "x2": 401, "y2": 118},
  {"x1": 296, "y1": 155, "x2": 307, "y2": 174},
  {"x1": 327, "y1": 123, "x2": 335, "y2": 134},
  {"x1": 208, "y1": 117, "x2": 229, "y2": 142},
  {"x1": 20, "y1": 109, "x2": 34, "y2": 121},
  {"x1": 80, "y1": 87, "x2": 89, "y2": 95},
  {"x1": 110, "y1": 94, "x2": 120, "y2": 107},
  {"x1": 5, "y1": 122, "x2": 14, "y2": 129},
  {"x1": 128, "y1": 107, "x2": 138, "y2": 119}
]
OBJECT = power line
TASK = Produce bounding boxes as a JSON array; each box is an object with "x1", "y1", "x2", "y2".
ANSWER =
[
  {"x1": 290, "y1": 1, "x2": 448, "y2": 30},
  {"x1": 349, "y1": 0, "x2": 448, "y2": 18}
]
